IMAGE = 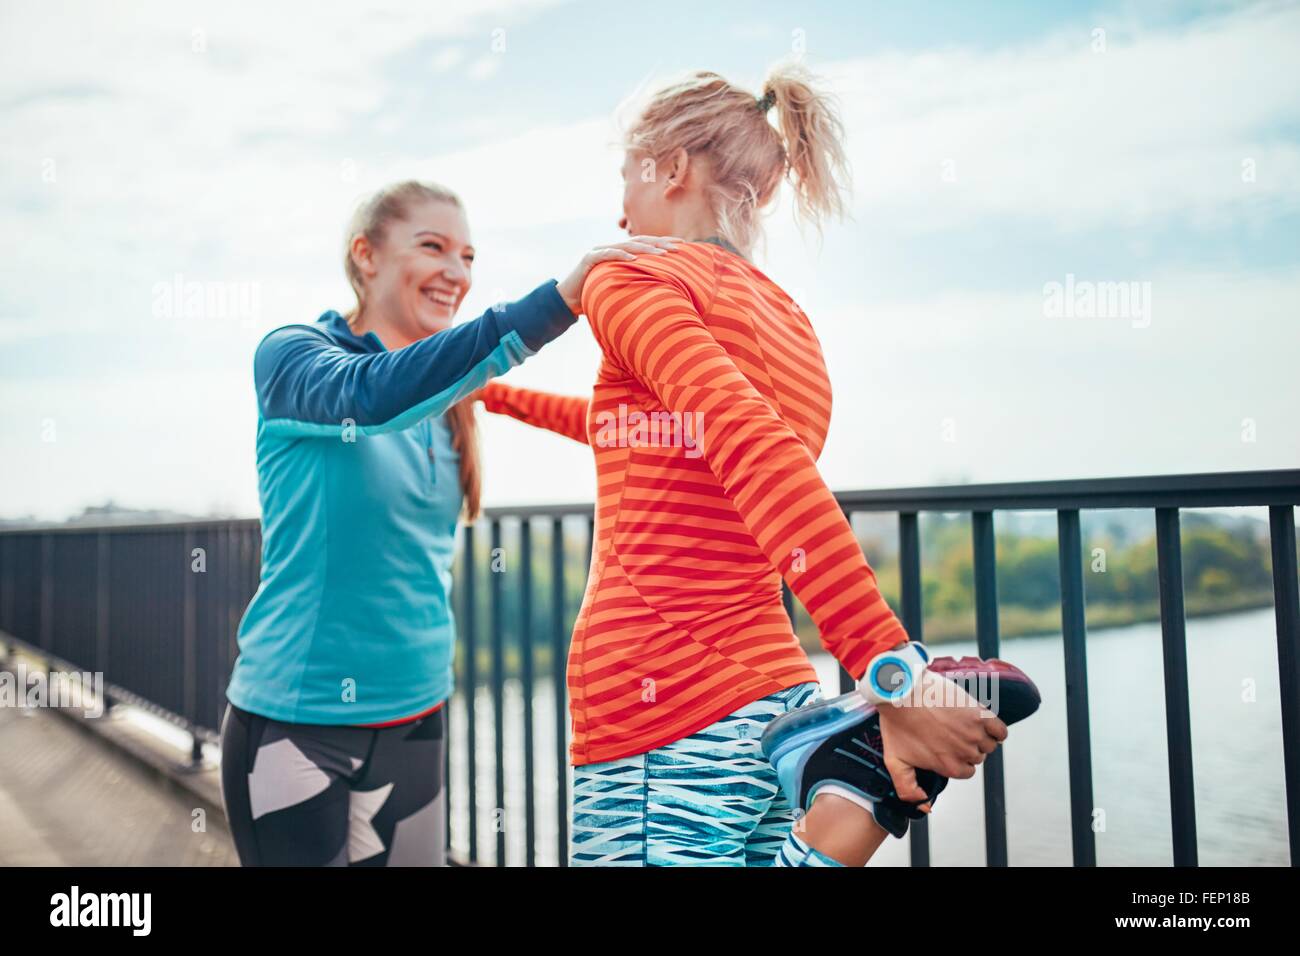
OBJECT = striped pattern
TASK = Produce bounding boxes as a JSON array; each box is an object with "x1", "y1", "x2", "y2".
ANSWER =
[
  {"x1": 570, "y1": 682, "x2": 822, "y2": 866},
  {"x1": 481, "y1": 382, "x2": 588, "y2": 445},
  {"x1": 483, "y1": 242, "x2": 907, "y2": 766},
  {"x1": 773, "y1": 832, "x2": 844, "y2": 867}
]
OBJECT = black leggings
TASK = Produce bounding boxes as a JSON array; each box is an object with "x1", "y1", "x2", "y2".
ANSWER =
[{"x1": 218, "y1": 702, "x2": 446, "y2": 866}]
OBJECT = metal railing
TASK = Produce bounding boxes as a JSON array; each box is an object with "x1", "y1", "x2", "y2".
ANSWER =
[{"x1": 1, "y1": 469, "x2": 1296, "y2": 867}]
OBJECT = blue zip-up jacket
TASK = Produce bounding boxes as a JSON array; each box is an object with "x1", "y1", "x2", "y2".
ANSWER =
[{"x1": 226, "y1": 279, "x2": 576, "y2": 724}]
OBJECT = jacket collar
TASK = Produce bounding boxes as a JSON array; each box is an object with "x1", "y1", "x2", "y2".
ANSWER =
[{"x1": 318, "y1": 310, "x2": 388, "y2": 353}]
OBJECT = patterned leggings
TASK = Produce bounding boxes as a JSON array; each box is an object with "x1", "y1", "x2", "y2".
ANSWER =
[
  {"x1": 571, "y1": 682, "x2": 843, "y2": 866},
  {"x1": 218, "y1": 702, "x2": 445, "y2": 866}
]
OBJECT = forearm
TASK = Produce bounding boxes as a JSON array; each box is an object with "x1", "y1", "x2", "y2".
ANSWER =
[
  {"x1": 480, "y1": 381, "x2": 590, "y2": 445},
  {"x1": 700, "y1": 393, "x2": 908, "y2": 676},
  {"x1": 259, "y1": 280, "x2": 575, "y2": 438}
]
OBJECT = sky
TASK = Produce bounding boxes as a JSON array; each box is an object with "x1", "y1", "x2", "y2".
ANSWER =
[{"x1": 1, "y1": 0, "x2": 1297, "y2": 520}]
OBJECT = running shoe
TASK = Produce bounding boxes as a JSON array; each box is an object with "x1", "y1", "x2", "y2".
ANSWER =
[{"x1": 760, "y1": 656, "x2": 1041, "y2": 838}]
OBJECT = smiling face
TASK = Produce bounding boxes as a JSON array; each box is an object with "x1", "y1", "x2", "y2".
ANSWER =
[{"x1": 357, "y1": 198, "x2": 474, "y2": 345}]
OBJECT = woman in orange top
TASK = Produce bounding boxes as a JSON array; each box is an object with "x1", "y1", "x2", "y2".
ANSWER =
[{"x1": 479, "y1": 63, "x2": 1011, "y2": 866}]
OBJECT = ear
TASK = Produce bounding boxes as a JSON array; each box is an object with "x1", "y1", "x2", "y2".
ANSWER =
[
  {"x1": 349, "y1": 234, "x2": 378, "y2": 281},
  {"x1": 662, "y1": 146, "x2": 691, "y2": 199}
]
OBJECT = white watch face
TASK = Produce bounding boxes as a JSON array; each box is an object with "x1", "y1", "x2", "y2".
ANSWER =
[
  {"x1": 867, "y1": 644, "x2": 928, "y2": 702},
  {"x1": 874, "y1": 660, "x2": 909, "y2": 696}
]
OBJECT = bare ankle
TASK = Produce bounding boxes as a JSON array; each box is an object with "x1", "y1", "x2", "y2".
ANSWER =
[{"x1": 796, "y1": 793, "x2": 890, "y2": 866}]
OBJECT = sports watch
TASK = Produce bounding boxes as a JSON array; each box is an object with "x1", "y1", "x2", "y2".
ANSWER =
[{"x1": 859, "y1": 641, "x2": 931, "y2": 706}]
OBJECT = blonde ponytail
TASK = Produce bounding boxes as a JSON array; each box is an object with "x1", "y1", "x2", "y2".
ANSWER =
[
  {"x1": 762, "y1": 60, "x2": 852, "y2": 234},
  {"x1": 623, "y1": 60, "x2": 851, "y2": 256}
]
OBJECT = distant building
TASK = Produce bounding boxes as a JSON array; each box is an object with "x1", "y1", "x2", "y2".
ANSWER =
[{"x1": 0, "y1": 500, "x2": 207, "y2": 530}]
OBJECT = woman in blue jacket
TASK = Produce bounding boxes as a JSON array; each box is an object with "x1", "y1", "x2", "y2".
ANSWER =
[{"x1": 218, "y1": 180, "x2": 677, "y2": 866}]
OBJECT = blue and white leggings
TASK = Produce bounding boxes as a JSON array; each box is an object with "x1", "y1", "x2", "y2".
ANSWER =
[{"x1": 571, "y1": 682, "x2": 842, "y2": 867}]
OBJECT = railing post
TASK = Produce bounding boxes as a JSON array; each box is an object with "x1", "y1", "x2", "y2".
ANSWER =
[
  {"x1": 0, "y1": 536, "x2": 11, "y2": 634},
  {"x1": 972, "y1": 511, "x2": 1008, "y2": 867},
  {"x1": 0, "y1": 537, "x2": 8, "y2": 662},
  {"x1": 1268, "y1": 505, "x2": 1300, "y2": 865},
  {"x1": 1057, "y1": 509, "x2": 1096, "y2": 866},
  {"x1": 220, "y1": 524, "x2": 239, "y2": 729},
  {"x1": 898, "y1": 512, "x2": 930, "y2": 867},
  {"x1": 441, "y1": 521, "x2": 451, "y2": 856},
  {"x1": 1155, "y1": 507, "x2": 1198, "y2": 866},
  {"x1": 520, "y1": 518, "x2": 537, "y2": 867},
  {"x1": 489, "y1": 518, "x2": 506, "y2": 866},
  {"x1": 551, "y1": 516, "x2": 569, "y2": 866},
  {"x1": 461, "y1": 522, "x2": 479, "y2": 864},
  {"x1": 182, "y1": 530, "x2": 199, "y2": 762},
  {"x1": 95, "y1": 532, "x2": 110, "y2": 690},
  {"x1": 838, "y1": 507, "x2": 857, "y2": 695},
  {"x1": 40, "y1": 533, "x2": 54, "y2": 654}
]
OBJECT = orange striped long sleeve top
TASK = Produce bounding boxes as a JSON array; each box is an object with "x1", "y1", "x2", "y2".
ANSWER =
[{"x1": 482, "y1": 241, "x2": 907, "y2": 765}]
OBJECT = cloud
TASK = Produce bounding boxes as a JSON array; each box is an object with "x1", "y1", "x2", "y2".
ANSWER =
[
  {"x1": 822, "y1": 1, "x2": 1300, "y2": 232},
  {"x1": 431, "y1": 48, "x2": 467, "y2": 73},
  {"x1": 1, "y1": 0, "x2": 1297, "y2": 518},
  {"x1": 468, "y1": 55, "x2": 503, "y2": 81}
]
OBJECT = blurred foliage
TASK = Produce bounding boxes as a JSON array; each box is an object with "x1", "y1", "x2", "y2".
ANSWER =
[{"x1": 812, "y1": 514, "x2": 1283, "y2": 647}]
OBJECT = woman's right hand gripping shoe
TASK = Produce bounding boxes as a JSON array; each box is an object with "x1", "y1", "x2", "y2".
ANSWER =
[{"x1": 760, "y1": 657, "x2": 1042, "y2": 838}]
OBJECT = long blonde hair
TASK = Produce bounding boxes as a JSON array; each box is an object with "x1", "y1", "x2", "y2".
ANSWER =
[
  {"x1": 623, "y1": 60, "x2": 851, "y2": 257},
  {"x1": 343, "y1": 180, "x2": 483, "y2": 521}
]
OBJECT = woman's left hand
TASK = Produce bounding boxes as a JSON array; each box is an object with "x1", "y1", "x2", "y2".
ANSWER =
[{"x1": 556, "y1": 236, "x2": 682, "y2": 314}]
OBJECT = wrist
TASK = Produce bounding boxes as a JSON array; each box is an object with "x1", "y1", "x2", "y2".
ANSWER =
[
  {"x1": 503, "y1": 280, "x2": 579, "y2": 350},
  {"x1": 556, "y1": 277, "x2": 581, "y2": 315},
  {"x1": 858, "y1": 641, "x2": 931, "y2": 707}
]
